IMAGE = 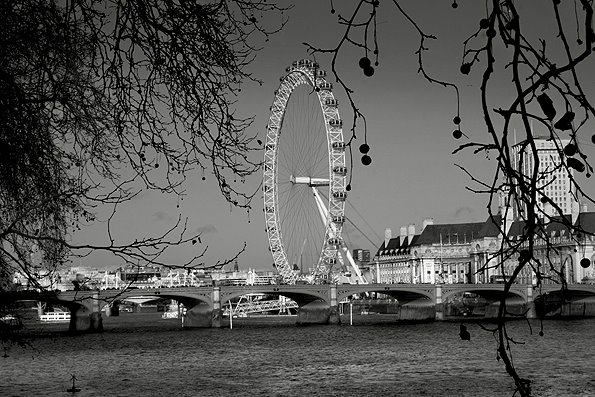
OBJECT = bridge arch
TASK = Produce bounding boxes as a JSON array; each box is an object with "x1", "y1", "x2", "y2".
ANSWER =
[
  {"x1": 112, "y1": 290, "x2": 211, "y2": 311},
  {"x1": 533, "y1": 284, "x2": 595, "y2": 302},
  {"x1": 220, "y1": 286, "x2": 331, "y2": 307},
  {"x1": 532, "y1": 284, "x2": 595, "y2": 318},
  {"x1": 441, "y1": 285, "x2": 528, "y2": 303},
  {"x1": 337, "y1": 285, "x2": 435, "y2": 304}
]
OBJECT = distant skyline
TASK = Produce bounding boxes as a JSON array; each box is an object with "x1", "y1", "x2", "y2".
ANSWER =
[{"x1": 73, "y1": 1, "x2": 595, "y2": 271}]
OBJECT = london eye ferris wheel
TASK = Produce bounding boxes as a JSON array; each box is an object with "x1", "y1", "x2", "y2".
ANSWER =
[{"x1": 263, "y1": 59, "x2": 365, "y2": 285}]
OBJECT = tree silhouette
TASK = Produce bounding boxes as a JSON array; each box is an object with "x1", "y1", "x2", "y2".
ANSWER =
[
  {"x1": 305, "y1": 1, "x2": 595, "y2": 396},
  {"x1": 0, "y1": 1, "x2": 289, "y2": 295}
]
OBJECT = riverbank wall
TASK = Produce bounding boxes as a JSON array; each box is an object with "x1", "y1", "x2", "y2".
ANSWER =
[{"x1": 346, "y1": 298, "x2": 595, "y2": 321}]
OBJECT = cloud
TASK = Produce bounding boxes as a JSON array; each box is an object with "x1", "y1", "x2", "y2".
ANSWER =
[
  {"x1": 196, "y1": 224, "x2": 218, "y2": 235},
  {"x1": 152, "y1": 211, "x2": 172, "y2": 222},
  {"x1": 454, "y1": 206, "x2": 474, "y2": 218}
]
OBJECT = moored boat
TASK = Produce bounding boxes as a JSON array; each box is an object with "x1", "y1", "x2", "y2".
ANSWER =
[
  {"x1": 39, "y1": 311, "x2": 71, "y2": 322},
  {"x1": 0, "y1": 314, "x2": 23, "y2": 330}
]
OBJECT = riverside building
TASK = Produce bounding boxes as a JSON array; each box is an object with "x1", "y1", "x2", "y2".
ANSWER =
[
  {"x1": 373, "y1": 211, "x2": 595, "y2": 285},
  {"x1": 372, "y1": 134, "x2": 595, "y2": 285}
]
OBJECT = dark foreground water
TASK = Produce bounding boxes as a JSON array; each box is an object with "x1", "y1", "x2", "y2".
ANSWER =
[{"x1": 2, "y1": 314, "x2": 594, "y2": 397}]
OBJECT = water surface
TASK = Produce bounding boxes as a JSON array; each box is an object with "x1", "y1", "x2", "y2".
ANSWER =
[{"x1": 2, "y1": 314, "x2": 594, "y2": 396}]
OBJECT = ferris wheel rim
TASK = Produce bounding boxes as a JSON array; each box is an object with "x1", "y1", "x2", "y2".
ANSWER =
[{"x1": 263, "y1": 59, "x2": 348, "y2": 284}]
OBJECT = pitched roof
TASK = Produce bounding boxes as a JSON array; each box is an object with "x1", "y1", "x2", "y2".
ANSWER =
[
  {"x1": 376, "y1": 234, "x2": 420, "y2": 256},
  {"x1": 375, "y1": 211, "x2": 595, "y2": 257},
  {"x1": 505, "y1": 212, "x2": 595, "y2": 238},
  {"x1": 478, "y1": 215, "x2": 502, "y2": 238},
  {"x1": 576, "y1": 212, "x2": 595, "y2": 233},
  {"x1": 507, "y1": 216, "x2": 566, "y2": 238},
  {"x1": 416, "y1": 222, "x2": 485, "y2": 245}
]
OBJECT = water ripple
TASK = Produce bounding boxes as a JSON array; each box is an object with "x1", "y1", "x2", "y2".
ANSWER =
[{"x1": 1, "y1": 315, "x2": 593, "y2": 396}]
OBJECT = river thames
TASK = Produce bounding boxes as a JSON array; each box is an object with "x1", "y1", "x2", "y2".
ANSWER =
[{"x1": 2, "y1": 313, "x2": 594, "y2": 397}]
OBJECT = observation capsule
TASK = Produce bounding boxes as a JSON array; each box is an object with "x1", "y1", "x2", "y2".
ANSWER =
[
  {"x1": 331, "y1": 141, "x2": 346, "y2": 151},
  {"x1": 328, "y1": 237, "x2": 342, "y2": 246},
  {"x1": 333, "y1": 166, "x2": 348, "y2": 175},
  {"x1": 332, "y1": 191, "x2": 347, "y2": 200}
]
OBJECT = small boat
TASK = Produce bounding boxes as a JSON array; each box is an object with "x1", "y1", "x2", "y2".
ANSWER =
[
  {"x1": 0, "y1": 314, "x2": 23, "y2": 330},
  {"x1": 161, "y1": 311, "x2": 179, "y2": 319}
]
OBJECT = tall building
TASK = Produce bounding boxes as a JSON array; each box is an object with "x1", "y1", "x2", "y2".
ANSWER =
[{"x1": 511, "y1": 136, "x2": 576, "y2": 217}]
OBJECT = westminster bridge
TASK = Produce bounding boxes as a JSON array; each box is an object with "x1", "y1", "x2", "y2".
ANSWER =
[{"x1": 9, "y1": 283, "x2": 595, "y2": 332}]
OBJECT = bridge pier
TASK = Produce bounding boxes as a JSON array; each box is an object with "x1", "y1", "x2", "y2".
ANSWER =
[
  {"x1": 104, "y1": 302, "x2": 119, "y2": 317},
  {"x1": 329, "y1": 284, "x2": 340, "y2": 325},
  {"x1": 182, "y1": 287, "x2": 222, "y2": 328},
  {"x1": 68, "y1": 291, "x2": 103, "y2": 333},
  {"x1": 183, "y1": 303, "x2": 221, "y2": 328},
  {"x1": 526, "y1": 285, "x2": 536, "y2": 319},
  {"x1": 296, "y1": 285, "x2": 340, "y2": 325},
  {"x1": 435, "y1": 285, "x2": 443, "y2": 321},
  {"x1": 212, "y1": 287, "x2": 222, "y2": 328},
  {"x1": 296, "y1": 300, "x2": 333, "y2": 325}
]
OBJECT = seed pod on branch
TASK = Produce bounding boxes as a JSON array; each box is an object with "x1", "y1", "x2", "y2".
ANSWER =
[
  {"x1": 554, "y1": 111, "x2": 575, "y2": 130},
  {"x1": 536, "y1": 93, "x2": 556, "y2": 120},
  {"x1": 566, "y1": 157, "x2": 585, "y2": 172}
]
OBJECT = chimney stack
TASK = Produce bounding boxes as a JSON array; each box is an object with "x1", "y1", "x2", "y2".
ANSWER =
[
  {"x1": 400, "y1": 226, "x2": 407, "y2": 243},
  {"x1": 422, "y1": 218, "x2": 434, "y2": 231},
  {"x1": 407, "y1": 224, "x2": 416, "y2": 243},
  {"x1": 384, "y1": 228, "x2": 392, "y2": 248}
]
